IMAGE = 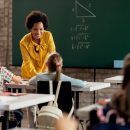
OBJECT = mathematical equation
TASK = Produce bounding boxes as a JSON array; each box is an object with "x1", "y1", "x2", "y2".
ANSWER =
[
  {"x1": 72, "y1": 42, "x2": 90, "y2": 50},
  {"x1": 70, "y1": 24, "x2": 91, "y2": 50}
]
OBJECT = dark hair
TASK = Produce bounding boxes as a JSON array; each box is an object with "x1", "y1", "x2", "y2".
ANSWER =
[
  {"x1": 47, "y1": 52, "x2": 63, "y2": 81},
  {"x1": 122, "y1": 53, "x2": 130, "y2": 89},
  {"x1": 111, "y1": 53, "x2": 130, "y2": 119},
  {"x1": 25, "y1": 10, "x2": 48, "y2": 30}
]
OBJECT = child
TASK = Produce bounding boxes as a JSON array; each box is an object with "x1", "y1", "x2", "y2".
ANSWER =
[
  {"x1": 0, "y1": 66, "x2": 22, "y2": 91},
  {"x1": 0, "y1": 66, "x2": 23, "y2": 129},
  {"x1": 29, "y1": 52, "x2": 87, "y2": 88}
]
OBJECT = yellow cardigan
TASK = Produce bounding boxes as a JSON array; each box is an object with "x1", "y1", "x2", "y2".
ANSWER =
[{"x1": 20, "y1": 31, "x2": 56, "y2": 79}]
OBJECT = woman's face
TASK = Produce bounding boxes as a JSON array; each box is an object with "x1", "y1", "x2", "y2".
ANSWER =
[{"x1": 30, "y1": 22, "x2": 44, "y2": 41}]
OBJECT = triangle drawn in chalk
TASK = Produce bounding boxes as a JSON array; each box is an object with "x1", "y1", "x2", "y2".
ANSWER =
[{"x1": 75, "y1": 1, "x2": 96, "y2": 18}]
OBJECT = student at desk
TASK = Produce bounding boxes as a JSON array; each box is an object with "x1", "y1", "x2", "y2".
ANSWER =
[
  {"x1": 0, "y1": 66, "x2": 22, "y2": 91},
  {"x1": 0, "y1": 66, "x2": 23, "y2": 129},
  {"x1": 28, "y1": 52, "x2": 87, "y2": 128},
  {"x1": 28, "y1": 52, "x2": 87, "y2": 88},
  {"x1": 90, "y1": 53, "x2": 130, "y2": 130}
]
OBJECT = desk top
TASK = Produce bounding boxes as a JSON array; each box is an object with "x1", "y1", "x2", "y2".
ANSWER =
[
  {"x1": 6, "y1": 81, "x2": 111, "y2": 92},
  {"x1": 0, "y1": 93, "x2": 54, "y2": 111},
  {"x1": 77, "y1": 103, "x2": 102, "y2": 113},
  {"x1": 72, "y1": 82, "x2": 110, "y2": 91},
  {"x1": 104, "y1": 75, "x2": 123, "y2": 84},
  {"x1": 76, "y1": 103, "x2": 102, "y2": 118},
  {"x1": 5, "y1": 81, "x2": 30, "y2": 88}
]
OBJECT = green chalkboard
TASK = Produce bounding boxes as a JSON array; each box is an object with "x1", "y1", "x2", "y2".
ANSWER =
[{"x1": 12, "y1": 0, "x2": 130, "y2": 68}]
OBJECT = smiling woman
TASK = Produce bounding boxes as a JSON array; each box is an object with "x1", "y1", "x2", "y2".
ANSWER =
[{"x1": 19, "y1": 11, "x2": 56, "y2": 79}]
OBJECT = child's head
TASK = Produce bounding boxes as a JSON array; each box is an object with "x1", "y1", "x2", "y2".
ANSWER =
[
  {"x1": 122, "y1": 53, "x2": 130, "y2": 89},
  {"x1": 47, "y1": 52, "x2": 63, "y2": 72},
  {"x1": 46, "y1": 52, "x2": 63, "y2": 81},
  {"x1": 123, "y1": 53, "x2": 130, "y2": 67},
  {"x1": 111, "y1": 53, "x2": 130, "y2": 117}
]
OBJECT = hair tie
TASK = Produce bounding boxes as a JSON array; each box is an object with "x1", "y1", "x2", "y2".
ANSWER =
[{"x1": 56, "y1": 62, "x2": 61, "y2": 68}]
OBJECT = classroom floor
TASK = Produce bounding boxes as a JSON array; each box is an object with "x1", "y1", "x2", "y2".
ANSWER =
[
  {"x1": 0, "y1": 109, "x2": 89, "y2": 130},
  {"x1": 21, "y1": 109, "x2": 87, "y2": 130}
]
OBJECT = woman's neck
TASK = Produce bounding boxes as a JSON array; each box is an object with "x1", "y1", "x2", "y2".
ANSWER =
[
  {"x1": 31, "y1": 35, "x2": 40, "y2": 44},
  {"x1": 33, "y1": 39, "x2": 40, "y2": 44}
]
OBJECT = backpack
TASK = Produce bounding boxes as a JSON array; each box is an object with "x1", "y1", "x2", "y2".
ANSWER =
[{"x1": 36, "y1": 80, "x2": 74, "y2": 129}]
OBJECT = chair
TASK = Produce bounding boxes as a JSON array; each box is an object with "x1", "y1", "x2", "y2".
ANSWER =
[{"x1": 37, "y1": 81, "x2": 74, "y2": 114}]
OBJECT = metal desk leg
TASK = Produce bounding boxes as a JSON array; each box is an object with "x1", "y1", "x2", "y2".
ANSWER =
[
  {"x1": 76, "y1": 91, "x2": 80, "y2": 109},
  {"x1": 2, "y1": 111, "x2": 9, "y2": 130},
  {"x1": 93, "y1": 91, "x2": 96, "y2": 103},
  {"x1": 74, "y1": 91, "x2": 80, "y2": 109}
]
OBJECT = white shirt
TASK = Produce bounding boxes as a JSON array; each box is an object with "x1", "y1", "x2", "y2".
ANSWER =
[{"x1": 28, "y1": 72, "x2": 87, "y2": 88}]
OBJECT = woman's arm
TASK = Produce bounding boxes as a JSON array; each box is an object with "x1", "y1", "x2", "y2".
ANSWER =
[{"x1": 47, "y1": 32, "x2": 56, "y2": 53}]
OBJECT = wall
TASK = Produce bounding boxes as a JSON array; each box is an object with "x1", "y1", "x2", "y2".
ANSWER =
[
  {"x1": 0, "y1": 0, "x2": 12, "y2": 66},
  {"x1": 0, "y1": 0, "x2": 121, "y2": 108}
]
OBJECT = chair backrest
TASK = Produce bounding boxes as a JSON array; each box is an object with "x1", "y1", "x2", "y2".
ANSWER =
[{"x1": 37, "y1": 81, "x2": 73, "y2": 114}]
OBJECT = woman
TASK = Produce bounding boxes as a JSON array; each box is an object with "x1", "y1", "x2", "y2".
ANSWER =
[
  {"x1": 20, "y1": 10, "x2": 56, "y2": 79},
  {"x1": 28, "y1": 52, "x2": 87, "y2": 88}
]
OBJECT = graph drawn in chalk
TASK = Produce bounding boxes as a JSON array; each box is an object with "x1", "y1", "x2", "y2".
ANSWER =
[{"x1": 75, "y1": 0, "x2": 96, "y2": 18}]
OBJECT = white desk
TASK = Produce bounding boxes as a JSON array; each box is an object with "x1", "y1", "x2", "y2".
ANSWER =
[
  {"x1": 76, "y1": 103, "x2": 102, "y2": 120},
  {"x1": 77, "y1": 103, "x2": 102, "y2": 113},
  {"x1": 72, "y1": 82, "x2": 111, "y2": 92},
  {"x1": 72, "y1": 82, "x2": 110, "y2": 108},
  {"x1": 5, "y1": 81, "x2": 110, "y2": 109},
  {"x1": 6, "y1": 81, "x2": 110, "y2": 91},
  {"x1": 76, "y1": 98, "x2": 110, "y2": 121},
  {"x1": 0, "y1": 93, "x2": 54, "y2": 130},
  {"x1": 0, "y1": 94, "x2": 55, "y2": 111},
  {"x1": 104, "y1": 75, "x2": 123, "y2": 84}
]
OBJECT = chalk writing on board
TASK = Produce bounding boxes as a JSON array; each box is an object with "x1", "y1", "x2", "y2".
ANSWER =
[
  {"x1": 70, "y1": 24, "x2": 90, "y2": 50},
  {"x1": 75, "y1": 0, "x2": 96, "y2": 18},
  {"x1": 70, "y1": 25, "x2": 88, "y2": 32},
  {"x1": 70, "y1": 33, "x2": 89, "y2": 41},
  {"x1": 72, "y1": 42, "x2": 90, "y2": 50},
  {"x1": 71, "y1": 0, "x2": 96, "y2": 50}
]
